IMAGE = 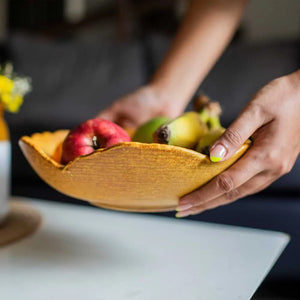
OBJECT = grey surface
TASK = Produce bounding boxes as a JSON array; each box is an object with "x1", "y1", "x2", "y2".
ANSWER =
[
  {"x1": 183, "y1": 195, "x2": 300, "y2": 281},
  {"x1": 0, "y1": 197, "x2": 289, "y2": 300}
]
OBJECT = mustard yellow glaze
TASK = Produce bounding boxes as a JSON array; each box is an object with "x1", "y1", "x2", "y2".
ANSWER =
[
  {"x1": 19, "y1": 130, "x2": 250, "y2": 212},
  {"x1": 0, "y1": 106, "x2": 9, "y2": 141}
]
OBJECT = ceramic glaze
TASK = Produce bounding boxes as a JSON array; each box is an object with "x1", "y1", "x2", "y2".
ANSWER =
[
  {"x1": 0, "y1": 106, "x2": 10, "y2": 223},
  {"x1": 0, "y1": 141, "x2": 10, "y2": 223},
  {"x1": 19, "y1": 130, "x2": 250, "y2": 212}
]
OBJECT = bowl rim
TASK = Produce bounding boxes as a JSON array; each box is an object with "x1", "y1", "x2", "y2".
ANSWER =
[
  {"x1": 19, "y1": 130, "x2": 214, "y2": 169},
  {"x1": 19, "y1": 130, "x2": 251, "y2": 171}
]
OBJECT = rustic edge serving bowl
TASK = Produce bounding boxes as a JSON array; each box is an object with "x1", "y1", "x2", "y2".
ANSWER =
[{"x1": 19, "y1": 130, "x2": 250, "y2": 212}]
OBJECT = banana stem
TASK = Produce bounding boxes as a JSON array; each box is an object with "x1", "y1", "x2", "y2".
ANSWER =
[
  {"x1": 194, "y1": 95, "x2": 222, "y2": 129},
  {"x1": 208, "y1": 116, "x2": 222, "y2": 129},
  {"x1": 198, "y1": 110, "x2": 210, "y2": 124},
  {"x1": 193, "y1": 95, "x2": 210, "y2": 112},
  {"x1": 154, "y1": 125, "x2": 170, "y2": 144}
]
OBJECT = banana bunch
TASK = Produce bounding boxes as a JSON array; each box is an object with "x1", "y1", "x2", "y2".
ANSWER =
[
  {"x1": 193, "y1": 95, "x2": 225, "y2": 154},
  {"x1": 132, "y1": 95, "x2": 225, "y2": 154},
  {"x1": 153, "y1": 111, "x2": 207, "y2": 149}
]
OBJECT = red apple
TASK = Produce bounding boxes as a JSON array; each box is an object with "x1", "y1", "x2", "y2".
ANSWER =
[{"x1": 61, "y1": 118, "x2": 131, "y2": 164}]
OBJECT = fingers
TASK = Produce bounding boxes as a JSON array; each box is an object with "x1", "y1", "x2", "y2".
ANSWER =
[
  {"x1": 176, "y1": 143, "x2": 277, "y2": 217},
  {"x1": 176, "y1": 116, "x2": 295, "y2": 218},
  {"x1": 210, "y1": 102, "x2": 269, "y2": 162},
  {"x1": 175, "y1": 75, "x2": 300, "y2": 217},
  {"x1": 96, "y1": 107, "x2": 133, "y2": 128},
  {"x1": 179, "y1": 146, "x2": 261, "y2": 208},
  {"x1": 96, "y1": 107, "x2": 115, "y2": 121},
  {"x1": 176, "y1": 175, "x2": 274, "y2": 218}
]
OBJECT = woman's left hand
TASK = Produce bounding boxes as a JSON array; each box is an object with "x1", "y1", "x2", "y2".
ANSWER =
[
  {"x1": 176, "y1": 69, "x2": 300, "y2": 217},
  {"x1": 96, "y1": 85, "x2": 186, "y2": 129}
]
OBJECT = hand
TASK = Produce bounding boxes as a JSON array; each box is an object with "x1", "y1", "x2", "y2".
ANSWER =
[
  {"x1": 97, "y1": 85, "x2": 185, "y2": 129},
  {"x1": 176, "y1": 70, "x2": 300, "y2": 217}
]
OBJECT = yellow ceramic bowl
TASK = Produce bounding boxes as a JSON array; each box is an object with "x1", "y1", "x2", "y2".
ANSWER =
[{"x1": 19, "y1": 130, "x2": 250, "y2": 212}]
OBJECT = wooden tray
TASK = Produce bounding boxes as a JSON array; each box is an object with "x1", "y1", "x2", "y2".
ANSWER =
[{"x1": 19, "y1": 130, "x2": 250, "y2": 212}]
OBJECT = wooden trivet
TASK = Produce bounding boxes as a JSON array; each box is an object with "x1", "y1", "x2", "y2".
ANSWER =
[{"x1": 0, "y1": 201, "x2": 42, "y2": 247}]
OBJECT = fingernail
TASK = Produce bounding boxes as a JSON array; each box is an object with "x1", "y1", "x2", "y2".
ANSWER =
[
  {"x1": 175, "y1": 210, "x2": 192, "y2": 218},
  {"x1": 210, "y1": 144, "x2": 226, "y2": 162},
  {"x1": 176, "y1": 203, "x2": 193, "y2": 212}
]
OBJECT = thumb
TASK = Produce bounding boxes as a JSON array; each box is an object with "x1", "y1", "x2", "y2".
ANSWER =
[{"x1": 209, "y1": 103, "x2": 264, "y2": 162}]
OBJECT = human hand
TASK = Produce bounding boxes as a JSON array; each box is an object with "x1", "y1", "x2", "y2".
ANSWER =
[
  {"x1": 97, "y1": 85, "x2": 186, "y2": 129},
  {"x1": 176, "y1": 70, "x2": 300, "y2": 217}
]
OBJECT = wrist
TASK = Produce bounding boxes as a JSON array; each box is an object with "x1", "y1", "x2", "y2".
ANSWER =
[
  {"x1": 147, "y1": 81, "x2": 171, "y2": 105},
  {"x1": 142, "y1": 82, "x2": 186, "y2": 118},
  {"x1": 148, "y1": 80, "x2": 189, "y2": 110}
]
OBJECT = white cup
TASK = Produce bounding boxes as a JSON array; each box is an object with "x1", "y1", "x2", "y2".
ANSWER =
[{"x1": 0, "y1": 140, "x2": 10, "y2": 224}]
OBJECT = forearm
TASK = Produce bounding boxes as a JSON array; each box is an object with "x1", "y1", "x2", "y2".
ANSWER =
[{"x1": 151, "y1": 0, "x2": 247, "y2": 107}]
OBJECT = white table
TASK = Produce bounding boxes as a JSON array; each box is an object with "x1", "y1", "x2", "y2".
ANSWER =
[{"x1": 0, "y1": 197, "x2": 289, "y2": 300}]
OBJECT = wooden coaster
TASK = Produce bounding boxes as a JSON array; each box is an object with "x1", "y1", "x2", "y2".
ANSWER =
[{"x1": 0, "y1": 201, "x2": 42, "y2": 247}]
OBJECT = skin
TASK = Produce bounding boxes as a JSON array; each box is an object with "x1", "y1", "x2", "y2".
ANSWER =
[
  {"x1": 98, "y1": 0, "x2": 246, "y2": 127},
  {"x1": 177, "y1": 71, "x2": 300, "y2": 217},
  {"x1": 98, "y1": 0, "x2": 300, "y2": 217}
]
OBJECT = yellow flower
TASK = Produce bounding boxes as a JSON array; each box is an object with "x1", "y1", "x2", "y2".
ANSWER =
[
  {"x1": 1, "y1": 93, "x2": 11, "y2": 105},
  {"x1": 0, "y1": 66, "x2": 31, "y2": 113},
  {"x1": 0, "y1": 75, "x2": 14, "y2": 94},
  {"x1": 0, "y1": 93, "x2": 23, "y2": 113}
]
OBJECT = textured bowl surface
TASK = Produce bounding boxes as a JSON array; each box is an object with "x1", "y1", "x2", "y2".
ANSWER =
[{"x1": 19, "y1": 130, "x2": 250, "y2": 212}]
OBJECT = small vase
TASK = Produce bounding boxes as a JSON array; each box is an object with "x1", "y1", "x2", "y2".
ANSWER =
[{"x1": 0, "y1": 105, "x2": 10, "y2": 224}]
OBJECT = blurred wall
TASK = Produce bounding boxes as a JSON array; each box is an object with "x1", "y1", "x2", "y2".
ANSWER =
[
  {"x1": 0, "y1": 0, "x2": 8, "y2": 40},
  {"x1": 86, "y1": 0, "x2": 111, "y2": 13},
  {"x1": 3, "y1": 0, "x2": 300, "y2": 43},
  {"x1": 64, "y1": 0, "x2": 111, "y2": 23},
  {"x1": 242, "y1": 0, "x2": 300, "y2": 44}
]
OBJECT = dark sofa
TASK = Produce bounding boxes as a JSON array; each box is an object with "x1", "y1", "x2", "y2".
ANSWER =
[{"x1": 2, "y1": 33, "x2": 300, "y2": 295}]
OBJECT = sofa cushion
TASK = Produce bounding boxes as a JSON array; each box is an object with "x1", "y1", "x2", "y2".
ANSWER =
[
  {"x1": 6, "y1": 33, "x2": 146, "y2": 128},
  {"x1": 147, "y1": 34, "x2": 300, "y2": 120},
  {"x1": 3, "y1": 33, "x2": 146, "y2": 182}
]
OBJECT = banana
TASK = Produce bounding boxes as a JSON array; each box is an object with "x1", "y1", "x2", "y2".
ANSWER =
[
  {"x1": 153, "y1": 111, "x2": 208, "y2": 149},
  {"x1": 132, "y1": 116, "x2": 171, "y2": 143},
  {"x1": 196, "y1": 128, "x2": 225, "y2": 155}
]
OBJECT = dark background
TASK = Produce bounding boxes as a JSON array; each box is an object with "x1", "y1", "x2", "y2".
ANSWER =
[{"x1": 1, "y1": 1, "x2": 300, "y2": 299}]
